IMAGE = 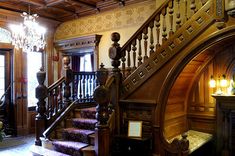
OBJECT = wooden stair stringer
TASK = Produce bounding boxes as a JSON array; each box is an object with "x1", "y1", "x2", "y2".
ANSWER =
[{"x1": 121, "y1": 1, "x2": 214, "y2": 99}]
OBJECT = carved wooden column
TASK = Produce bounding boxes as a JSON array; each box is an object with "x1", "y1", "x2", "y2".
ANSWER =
[
  {"x1": 108, "y1": 32, "x2": 122, "y2": 134},
  {"x1": 212, "y1": 95, "x2": 235, "y2": 156},
  {"x1": 94, "y1": 64, "x2": 110, "y2": 156},
  {"x1": 63, "y1": 56, "x2": 73, "y2": 107},
  {"x1": 35, "y1": 67, "x2": 48, "y2": 146}
]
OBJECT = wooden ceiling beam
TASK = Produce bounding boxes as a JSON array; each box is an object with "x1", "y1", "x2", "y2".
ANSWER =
[
  {"x1": 18, "y1": 0, "x2": 45, "y2": 7},
  {"x1": 65, "y1": 0, "x2": 96, "y2": 9},
  {"x1": 46, "y1": 0, "x2": 65, "y2": 7}
]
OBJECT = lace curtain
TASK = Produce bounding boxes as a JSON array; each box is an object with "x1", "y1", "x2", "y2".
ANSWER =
[{"x1": 0, "y1": 28, "x2": 11, "y2": 43}]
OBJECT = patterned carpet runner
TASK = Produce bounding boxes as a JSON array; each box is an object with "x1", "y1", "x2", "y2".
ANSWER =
[{"x1": 52, "y1": 107, "x2": 97, "y2": 156}]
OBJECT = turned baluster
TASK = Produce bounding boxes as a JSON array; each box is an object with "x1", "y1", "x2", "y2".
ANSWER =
[
  {"x1": 35, "y1": 67, "x2": 48, "y2": 146},
  {"x1": 162, "y1": 7, "x2": 167, "y2": 43},
  {"x1": 121, "y1": 50, "x2": 126, "y2": 79},
  {"x1": 143, "y1": 28, "x2": 148, "y2": 61},
  {"x1": 168, "y1": 0, "x2": 174, "y2": 37},
  {"x1": 149, "y1": 21, "x2": 155, "y2": 56},
  {"x1": 94, "y1": 64, "x2": 110, "y2": 156},
  {"x1": 82, "y1": 75, "x2": 86, "y2": 100},
  {"x1": 63, "y1": 56, "x2": 73, "y2": 106},
  {"x1": 79, "y1": 74, "x2": 82, "y2": 100},
  {"x1": 176, "y1": 0, "x2": 182, "y2": 30},
  {"x1": 86, "y1": 74, "x2": 89, "y2": 100},
  {"x1": 155, "y1": 14, "x2": 161, "y2": 51},
  {"x1": 89, "y1": 74, "x2": 93, "y2": 100},
  {"x1": 126, "y1": 45, "x2": 131, "y2": 76},
  {"x1": 184, "y1": 0, "x2": 188, "y2": 22},
  {"x1": 58, "y1": 84, "x2": 63, "y2": 110},
  {"x1": 72, "y1": 74, "x2": 77, "y2": 100},
  {"x1": 201, "y1": 0, "x2": 207, "y2": 5},
  {"x1": 137, "y1": 34, "x2": 143, "y2": 66},
  {"x1": 132, "y1": 39, "x2": 137, "y2": 70},
  {"x1": 190, "y1": 0, "x2": 196, "y2": 17}
]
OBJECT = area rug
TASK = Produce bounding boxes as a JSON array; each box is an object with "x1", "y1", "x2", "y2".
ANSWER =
[{"x1": 0, "y1": 137, "x2": 26, "y2": 150}]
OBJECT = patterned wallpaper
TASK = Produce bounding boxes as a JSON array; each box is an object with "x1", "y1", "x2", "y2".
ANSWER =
[
  {"x1": 55, "y1": 1, "x2": 156, "y2": 41},
  {"x1": 0, "y1": 27, "x2": 11, "y2": 43}
]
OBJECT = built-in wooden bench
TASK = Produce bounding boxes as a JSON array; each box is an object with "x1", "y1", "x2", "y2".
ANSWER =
[{"x1": 168, "y1": 130, "x2": 213, "y2": 154}]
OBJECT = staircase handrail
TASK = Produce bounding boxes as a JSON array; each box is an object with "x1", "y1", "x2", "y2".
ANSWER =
[
  {"x1": 119, "y1": 0, "x2": 209, "y2": 81},
  {"x1": 47, "y1": 77, "x2": 65, "y2": 92},
  {"x1": 120, "y1": 0, "x2": 170, "y2": 52}
]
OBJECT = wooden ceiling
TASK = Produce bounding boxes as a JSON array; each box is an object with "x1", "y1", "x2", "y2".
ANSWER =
[{"x1": 0, "y1": 0, "x2": 148, "y2": 22}]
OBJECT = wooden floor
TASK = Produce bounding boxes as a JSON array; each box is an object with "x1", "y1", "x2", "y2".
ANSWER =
[{"x1": 0, "y1": 135, "x2": 35, "y2": 156}]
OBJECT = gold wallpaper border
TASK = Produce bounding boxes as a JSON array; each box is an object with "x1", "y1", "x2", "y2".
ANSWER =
[{"x1": 55, "y1": 0, "x2": 156, "y2": 41}]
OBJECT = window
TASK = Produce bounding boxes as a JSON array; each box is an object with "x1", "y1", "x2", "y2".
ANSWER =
[
  {"x1": 80, "y1": 54, "x2": 92, "y2": 72},
  {"x1": 0, "y1": 55, "x2": 5, "y2": 99},
  {"x1": 27, "y1": 52, "x2": 42, "y2": 107}
]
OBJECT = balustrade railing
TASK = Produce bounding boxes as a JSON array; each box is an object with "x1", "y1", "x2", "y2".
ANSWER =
[
  {"x1": 35, "y1": 56, "x2": 98, "y2": 145},
  {"x1": 47, "y1": 77, "x2": 65, "y2": 120},
  {"x1": 72, "y1": 71, "x2": 97, "y2": 102},
  {"x1": 120, "y1": 0, "x2": 208, "y2": 79}
]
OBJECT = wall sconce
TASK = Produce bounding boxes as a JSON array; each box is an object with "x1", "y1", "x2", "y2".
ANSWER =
[
  {"x1": 220, "y1": 75, "x2": 228, "y2": 88},
  {"x1": 209, "y1": 75, "x2": 216, "y2": 88},
  {"x1": 209, "y1": 74, "x2": 228, "y2": 95}
]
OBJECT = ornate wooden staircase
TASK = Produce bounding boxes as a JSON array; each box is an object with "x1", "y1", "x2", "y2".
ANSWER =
[{"x1": 32, "y1": 0, "x2": 234, "y2": 155}]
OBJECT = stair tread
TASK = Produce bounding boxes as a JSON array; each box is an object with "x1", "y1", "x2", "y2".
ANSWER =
[
  {"x1": 72, "y1": 118, "x2": 97, "y2": 122},
  {"x1": 81, "y1": 145, "x2": 95, "y2": 151},
  {"x1": 63, "y1": 127, "x2": 95, "y2": 135},
  {"x1": 30, "y1": 145, "x2": 70, "y2": 156},
  {"x1": 52, "y1": 140, "x2": 89, "y2": 150}
]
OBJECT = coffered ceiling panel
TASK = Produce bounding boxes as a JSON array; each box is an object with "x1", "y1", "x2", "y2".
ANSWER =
[{"x1": 0, "y1": 0, "x2": 149, "y2": 22}]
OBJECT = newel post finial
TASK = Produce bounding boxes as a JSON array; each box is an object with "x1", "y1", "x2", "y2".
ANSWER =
[
  {"x1": 109, "y1": 32, "x2": 122, "y2": 72},
  {"x1": 63, "y1": 55, "x2": 73, "y2": 106}
]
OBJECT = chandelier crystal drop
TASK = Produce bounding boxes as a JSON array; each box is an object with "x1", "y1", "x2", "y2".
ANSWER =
[{"x1": 9, "y1": 12, "x2": 46, "y2": 53}]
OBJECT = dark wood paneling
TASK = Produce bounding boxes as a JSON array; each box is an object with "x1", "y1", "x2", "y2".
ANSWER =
[{"x1": 119, "y1": 100, "x2": 156, "y2": 138}]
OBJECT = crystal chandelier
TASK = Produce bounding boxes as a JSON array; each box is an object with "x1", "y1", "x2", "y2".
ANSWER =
[{"x1": 9, "y1": 7, "x2": 46, "y2": 53}]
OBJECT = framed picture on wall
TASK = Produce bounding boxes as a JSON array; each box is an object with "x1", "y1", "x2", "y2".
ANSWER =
[{"x1": 128, "y1": 121, "x2": 143, "y2": 138}]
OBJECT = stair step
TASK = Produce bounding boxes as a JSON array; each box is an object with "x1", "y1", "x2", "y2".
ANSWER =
[
  {"x1": 82, "y1": 145, "x2": 95, "y2": 156},
  {"x1": 89, "y1": 133, "x2": 95, "y2": 145},
  {"x1": 80, "y1": 107, "x2": 96, "y2": 119},
  {"x1": 52, "y1": 140, "x2": 88, "y2": 156},
  {"x1": 30, "y1": 144, "x2": 70, "y2": 156},
  {"x1": 72, "y1": 118, "x2": 97, "y2": 130},
  {"x1": 63, "y1": 128, "x2": 94, "y2": 143}
]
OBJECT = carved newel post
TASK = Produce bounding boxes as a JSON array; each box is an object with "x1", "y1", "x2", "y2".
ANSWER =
[
  {"x1": 35, "y1": 67, "x2": 48, "y2": 146},
  {"x1": 63, "y1": 56, "x2": 73, "y2": 106},
  {"x1": 108, "y1": 32, "x2": 122, "y2": 134},
  {"x1": 180, "y1": 133, "x2": 189, "y2": 156},
  {"x1": 94, "y1": 64, "x2": 110, "y2": 156}
]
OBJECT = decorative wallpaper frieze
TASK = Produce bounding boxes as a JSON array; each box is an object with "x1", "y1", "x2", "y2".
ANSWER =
[
  {"x1": 55, "y1": 1, "x2": 156, "y2": 41},
  {"x1": 0, "y1": 27, "x2": 12, "y2": 43}
]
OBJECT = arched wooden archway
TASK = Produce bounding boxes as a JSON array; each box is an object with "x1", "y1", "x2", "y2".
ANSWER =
[{"x1": 157, "y1": 26, "x2": 235, "y2": 152}]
